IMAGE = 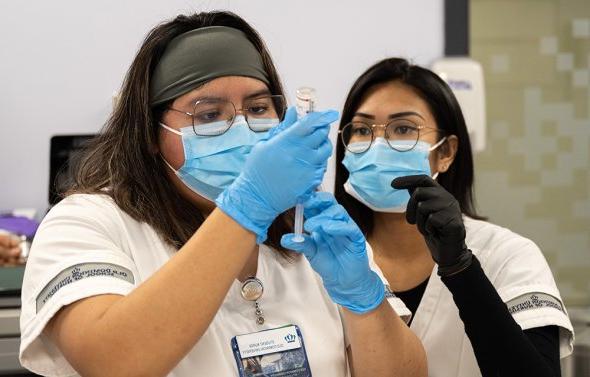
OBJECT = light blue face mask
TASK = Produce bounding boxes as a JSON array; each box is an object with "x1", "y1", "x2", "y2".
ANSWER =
[
  {"x1": 342, "y1": 137, "x2": 446, "y2": 213},
  {"x1": 160, "y1": 115, "x2": 278, "y2": 201}
]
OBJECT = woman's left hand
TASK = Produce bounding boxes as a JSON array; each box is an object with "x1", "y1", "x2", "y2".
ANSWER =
[
  {"x1": 392, "y1": 174, "x2": 473, "y2": 276},
  {"x1": 281, "y1": 192, "x2": 384, "y2": 314}
]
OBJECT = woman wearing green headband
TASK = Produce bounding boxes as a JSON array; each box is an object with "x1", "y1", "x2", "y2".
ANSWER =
[{"x1": 19, "y1": 12, "x2": 426, "y2": 377}]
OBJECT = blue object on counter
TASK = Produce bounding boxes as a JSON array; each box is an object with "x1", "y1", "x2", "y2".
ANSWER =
[{"x1": 0, "y1": 215, "x2": 39, "y2": 238}]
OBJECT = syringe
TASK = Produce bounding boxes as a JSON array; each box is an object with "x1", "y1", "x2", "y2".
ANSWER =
[{"x1": 293, "y1": 87, "x2": 317, "y2": 242}]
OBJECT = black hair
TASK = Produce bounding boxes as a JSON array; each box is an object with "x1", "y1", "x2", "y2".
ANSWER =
[{"x1": 334, "y1": 57, "x2": 485, "y2": 236}]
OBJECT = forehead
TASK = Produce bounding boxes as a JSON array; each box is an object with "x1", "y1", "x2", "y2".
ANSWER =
[
  {"x1": 196, "y1": 76, "x2": 269, "y2": 94},
  {"x1": 355, "y1": 80, "x2": 433, "y2": 120},
  {"x1": 175, "y1": 76, "x2": 270, "y2": 105}
]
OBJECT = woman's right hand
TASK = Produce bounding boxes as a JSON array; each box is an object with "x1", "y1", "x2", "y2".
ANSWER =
[{"x1": 215, "y1": 107, "x2": 339, "y2": 243}]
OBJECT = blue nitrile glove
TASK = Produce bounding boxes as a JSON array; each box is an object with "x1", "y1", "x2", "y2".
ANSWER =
[
  {"x1": 281, "y1": 192, "x2": 385, "y2": 314},
  {"x1": 216, "y1": 107, "x2": 339, "y2": 244}
]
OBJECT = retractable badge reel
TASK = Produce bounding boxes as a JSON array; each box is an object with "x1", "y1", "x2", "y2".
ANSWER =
[{"x1": 241, "y1": 277, "x2": 265, "y2": 325}]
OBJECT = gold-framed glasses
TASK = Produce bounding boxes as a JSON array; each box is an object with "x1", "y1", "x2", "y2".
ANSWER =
[{"x1": 339, "y1": 119, "x2": 445, "y2": 153}]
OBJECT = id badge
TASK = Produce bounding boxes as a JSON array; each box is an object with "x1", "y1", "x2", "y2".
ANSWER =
[{"x1": 231, "y1": 324, "x2": 312, "y2": 377}]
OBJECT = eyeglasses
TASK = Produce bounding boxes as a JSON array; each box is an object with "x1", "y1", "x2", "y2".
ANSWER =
[
  {"x1": 168, "y1": 95, "x2": 287, "y2": 136},
  {"x1": 339, "y1": 119, "x2": 445, "y2": 153}
]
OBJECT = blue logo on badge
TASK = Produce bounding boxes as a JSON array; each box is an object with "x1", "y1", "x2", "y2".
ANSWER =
[{"x1": 284, "y1": 333, "x2": 296, "y2": 343}]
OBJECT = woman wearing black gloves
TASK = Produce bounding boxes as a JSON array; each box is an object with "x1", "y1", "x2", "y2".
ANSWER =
[{"x1": 334, "y1": 57, "x2": 574, "y2": 376}]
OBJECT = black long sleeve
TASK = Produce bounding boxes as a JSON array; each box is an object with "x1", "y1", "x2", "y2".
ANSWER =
[{"x1": 441, "y1": 256, "x2": 561, "y2": 377}]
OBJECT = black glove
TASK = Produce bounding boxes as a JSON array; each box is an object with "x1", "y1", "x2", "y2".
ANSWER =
[{"x1": 392, "y1": 174, "x2": 472, "y2": 276}]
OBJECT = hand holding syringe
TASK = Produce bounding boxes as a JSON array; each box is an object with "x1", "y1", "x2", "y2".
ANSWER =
[{"x1": 292, "y1": 87, "x2": 318, "y2": 242}]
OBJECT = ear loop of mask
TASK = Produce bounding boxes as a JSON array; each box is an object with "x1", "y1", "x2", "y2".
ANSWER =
[
  {"x1": 430, "y1": 136, "x2": 447, "y2": 180},
  {"x1": 160, "y1": 122, "x2": 183, "y2": 136},
  {"x1": 161, "y1": 155, "x2": 179, "y2": 175},
  {"x1": 159, "y1": 122, "x2": 182, "y2": 173}
]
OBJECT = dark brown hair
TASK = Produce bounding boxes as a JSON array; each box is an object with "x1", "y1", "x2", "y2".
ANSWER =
[
  {"x1": 334, "y1": 58, "x2": 485, "y2": 236},
  {"x1": 70, "y1": 11, "x2": 295, "y2": 255}
]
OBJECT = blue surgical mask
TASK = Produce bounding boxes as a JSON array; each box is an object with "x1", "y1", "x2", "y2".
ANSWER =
[
  {"x1": 342, "y1": 138, "x2": 446, "y2": 213},
  {"x1": 160, "y1": 115, "x2": 278, "y2": 200}
]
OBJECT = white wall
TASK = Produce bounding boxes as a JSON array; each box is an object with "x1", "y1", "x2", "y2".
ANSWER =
[{"x1": 0, "y1": 0, "x2": 443, "y2": 216}]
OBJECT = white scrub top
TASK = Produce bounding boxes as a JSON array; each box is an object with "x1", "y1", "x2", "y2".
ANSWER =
[
  {"x1": 19, "y1": 194, "x2": 408, "y2": 377},
  {"x1": 369, "y1": 216, "x2": 575, "y2": 377}
]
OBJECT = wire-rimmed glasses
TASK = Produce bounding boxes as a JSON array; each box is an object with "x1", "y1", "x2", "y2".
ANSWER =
[
  {"x1": 340, "y1": 119, "x2": 444, "y2": 153},
  {"x1": 168, "y1": 95, "x2": 287, "y2": 136}
]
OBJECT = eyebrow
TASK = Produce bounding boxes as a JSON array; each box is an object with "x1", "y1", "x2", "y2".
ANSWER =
[
  {"x1": 244, "y1": 89, "x2": 272, "y2": 99},
  {"x1": 354, "y1": 111, "x2": 425, "y2": 120},
  {"x1": 189, "y1": 89, "x2": 272, "y2": 104}
]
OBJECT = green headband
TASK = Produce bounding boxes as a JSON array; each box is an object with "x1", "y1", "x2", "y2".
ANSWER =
[{"x1": 149, "y1": 26, "x2": 270, "y2": 106}]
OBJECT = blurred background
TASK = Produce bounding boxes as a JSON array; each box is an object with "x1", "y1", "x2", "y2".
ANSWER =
[{"x1": 470, "y1": 3, "x2": 590, "y2": 374}]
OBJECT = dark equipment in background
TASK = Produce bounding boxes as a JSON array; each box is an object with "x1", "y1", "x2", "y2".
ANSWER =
[{"x1": 49, "y1": 135, "x2": 95, "y2": 207}]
